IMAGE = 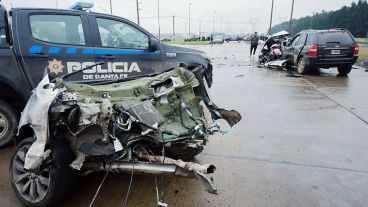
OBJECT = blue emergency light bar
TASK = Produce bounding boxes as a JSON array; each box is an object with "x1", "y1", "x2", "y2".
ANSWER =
[{"x1": 69, "y1": 1, "x2": 94, "y2": 10}]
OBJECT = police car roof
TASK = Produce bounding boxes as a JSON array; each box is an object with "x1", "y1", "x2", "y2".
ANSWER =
[
  {"x1": 11, "y1": 7, "x2": 85, "y2": 13},
  {"x1": 10, "y1": 7, "x2": 121, "y2": 18}
]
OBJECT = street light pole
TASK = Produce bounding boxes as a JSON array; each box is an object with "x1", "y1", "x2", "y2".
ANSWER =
[
  {"x1": 136, "y1": 0, "x2": 140, "y2": 25},
  {"x1": 268, "y1": 0, "x2": 274, "y2": 35},
  {"x1": 109, "y1": 0, "x2": 113, "y2": 15},
  {"x1": 289, "y1": 0, "x2": 295, "y2": 34},
  {"x1": 212, "y1": 10, "x2": 216, "y2": 45},
  {"x1": 172, "y1": 16, "x2": 175, "y2": 41},
  {"x1": 220, "y1": 17, "x2": 223, "y2": 34},
  {"x1": 188, "y1": 3, "x2": 192, "y2": 37},
  {"x1": 157, "y1": 0, "x2": 161, "y2": 40},
  {"x1": 199, "y1": 20, "x2": 201, "y2": 40}
]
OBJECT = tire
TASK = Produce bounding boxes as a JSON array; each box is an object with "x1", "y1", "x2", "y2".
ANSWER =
[
  {"x1": 10, "y1": 137, "x2": 76, "y2": 207},
  {"x1": 297, "y1": 57, "x2": 311, "y2": 74},
  {"x1": 338, "y1": 65, "x2": 352, "y2": 75},
  {"x1": 166, "y1": 138, "x2": 206, "y2": 161},
  {"x1": 0, "y1": 100, "x2": 18, "y2": 148}
]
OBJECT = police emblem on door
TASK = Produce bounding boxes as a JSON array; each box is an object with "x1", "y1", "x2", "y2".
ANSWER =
[{"x1": 48, "y1": 58, "x2": 64, "y2": 75}]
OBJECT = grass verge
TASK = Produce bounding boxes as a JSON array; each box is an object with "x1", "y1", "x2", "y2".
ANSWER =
[
  {"x1": 356, "y1": 38, "x2": 368, "y2": 45},
  {"x1": 359, "y1": 47, "x2": 368, "y2": 60}
]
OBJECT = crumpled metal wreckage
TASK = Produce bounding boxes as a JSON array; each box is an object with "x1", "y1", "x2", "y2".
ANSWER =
[
  {"x1": 11, "y1": 67, "x2": 241, "y2": 206},
  {"x1": 258, "y1": 30, "x2": 290, "y2": 69}
]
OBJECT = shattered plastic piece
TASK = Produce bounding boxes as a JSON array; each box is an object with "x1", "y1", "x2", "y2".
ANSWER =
[
  {"x1": 217, "y1": 108, "x2": 242, "y2": 127},
  {"x1": 61, "y1": 92, "x2": 78, "y2": 102},
  {"x1": 157, "y1": 201, "x2": 168, "y2": 207},
  {"x1": 179, "y1": 68, "x2": 200, "y2": 88},
  {"x1": 70, "y1": 151, "x2": 86, "y2": 170},
  {"x1": 78, "y1": 103, "x2": 100, "y2": 125},
  {"x1": 18, "y1": 75, "x2": 62, "y2": 170},
  {"x1": 193, "y1": 171, "x2": 218, "y2": 194},
  {"x1": 264, "y1": 59, "x2": 288, "y2": 68},
  {"x1": 113, "y1": 138, "x2": 124, "y2": 152}
]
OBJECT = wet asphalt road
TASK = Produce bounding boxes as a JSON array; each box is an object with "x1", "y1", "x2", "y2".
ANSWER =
[{"x1": 1, "y1": 43, "x2": 368, "y2": 207}]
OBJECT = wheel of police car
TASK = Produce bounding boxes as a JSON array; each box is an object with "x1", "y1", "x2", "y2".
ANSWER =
[
  {"x1": 0, "y1": 100, "x2": 18, "y2": 148},
  {"x1": 337, "y1": 65, "x2": 352, "y2": 75},
  {"x1": 10, "y1": 138, "x2": 76, "y2": 207},
  {"x1": 297, "y1": 57, "x2": 310, "y2": 74}
]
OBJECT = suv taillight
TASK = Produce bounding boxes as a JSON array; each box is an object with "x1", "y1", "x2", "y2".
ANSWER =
[
  {"x1": 308, "y1": 44, "x2": 318, "y2": 57},
  {"x1": 354, "y1": 44, "x2": 359, "y2": 56}
]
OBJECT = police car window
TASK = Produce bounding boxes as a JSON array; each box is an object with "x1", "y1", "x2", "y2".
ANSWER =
[
  {"x1": 30, "y1": 15, "x2": 85, "y2": 45},
  {"x1": 78, "y1": 24, "x2": 85, "y2": 44},
  {"x1": 96, "y1": 18, "x2": 149, "y2": 50}
]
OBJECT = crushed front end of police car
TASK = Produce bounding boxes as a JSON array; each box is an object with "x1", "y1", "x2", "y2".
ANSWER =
[{"x1": 10, "y1": 67, "x2": 241, "y2": 207}]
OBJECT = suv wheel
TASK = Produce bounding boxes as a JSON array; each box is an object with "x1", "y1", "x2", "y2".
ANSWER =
[
  {"x1": 0, "y1": 100, "x2": 18, "y2": 148},
  {"x1": 10, "y1": 138, "x2": 76, "y2": 207},
  {"x1": 297, "y1": 57, "x2": 310, "y2": 74},
  {"x1": 337, "y1": 65, "x2": 352, "y2": 75}
]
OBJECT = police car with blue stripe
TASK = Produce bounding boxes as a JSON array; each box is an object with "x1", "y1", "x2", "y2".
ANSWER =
[{"x1": 0, "y1": 2, "x2": 213, "y2": 147}]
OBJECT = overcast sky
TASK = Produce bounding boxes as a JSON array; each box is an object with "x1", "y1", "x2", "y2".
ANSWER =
[{"x1": 1, "y1": 0, "x2": 360, "y2": 35}]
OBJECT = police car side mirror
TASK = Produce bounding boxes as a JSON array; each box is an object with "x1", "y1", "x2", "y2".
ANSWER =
[{"x1": 149, "y1": 38, "x2": 160, "y2": 52}]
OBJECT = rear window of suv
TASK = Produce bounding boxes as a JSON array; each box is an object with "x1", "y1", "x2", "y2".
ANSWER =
[{"x1": 317, "y1": 31, "x2": 354, "y2": 45}]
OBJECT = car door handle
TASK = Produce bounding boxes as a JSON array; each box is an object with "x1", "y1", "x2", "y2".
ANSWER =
[
  {"x1": 29, "y1": 53, "x2": 49, "y2": 58},
  {"x1": 98, "y1": 55, "x2": 116, "y2": 60}
]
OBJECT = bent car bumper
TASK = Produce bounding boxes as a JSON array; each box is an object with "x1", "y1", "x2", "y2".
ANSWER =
[{"x1": 305, "y1": 56, "x2": 358, "y2": 68}]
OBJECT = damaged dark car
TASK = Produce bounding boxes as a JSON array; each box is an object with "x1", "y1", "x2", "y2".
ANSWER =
[{"x1": 10, "y1": 64, "x2": 241, "y2": 206}]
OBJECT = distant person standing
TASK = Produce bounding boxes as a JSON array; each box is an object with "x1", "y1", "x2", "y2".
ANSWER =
[{"x1": 250, "y1": 32, "x2": 259, "y2": 56}]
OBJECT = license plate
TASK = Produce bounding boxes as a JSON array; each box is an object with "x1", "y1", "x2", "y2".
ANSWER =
[{"x1": 331, "y1": 50, "x2": 341, "y2": 55}]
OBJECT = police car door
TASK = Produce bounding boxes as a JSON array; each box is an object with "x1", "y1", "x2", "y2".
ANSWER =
[
  {"x1": 13, "y1": 9, "x2": 95, "y2": 86},
  {"x1": 89, "y1": 15, "x2": 164, "y2": 80}
]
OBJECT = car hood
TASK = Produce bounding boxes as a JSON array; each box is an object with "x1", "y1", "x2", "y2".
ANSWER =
[
  {"x1": 270, "y1": 30, "x2": 289, "y2": 38},
  {"x1": 262, "y1": 30, "x2": 290, "y2": 47},
  {"x1": 162, "y1": 43, "x2": 206, "y2": 55}
]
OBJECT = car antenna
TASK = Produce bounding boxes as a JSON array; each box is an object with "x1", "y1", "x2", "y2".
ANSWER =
[{"x1": 56, "y1": 61, "x2": 105, "y2": 81}]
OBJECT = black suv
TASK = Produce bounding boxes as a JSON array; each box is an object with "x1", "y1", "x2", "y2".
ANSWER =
[{"x1": 283, "y1": 29, "x2": 359, "y2": 75}]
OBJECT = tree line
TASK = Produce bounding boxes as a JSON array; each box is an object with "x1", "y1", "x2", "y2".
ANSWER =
[{"x1": 271, "y1": 0, "x2": 368, "y2": 37}]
